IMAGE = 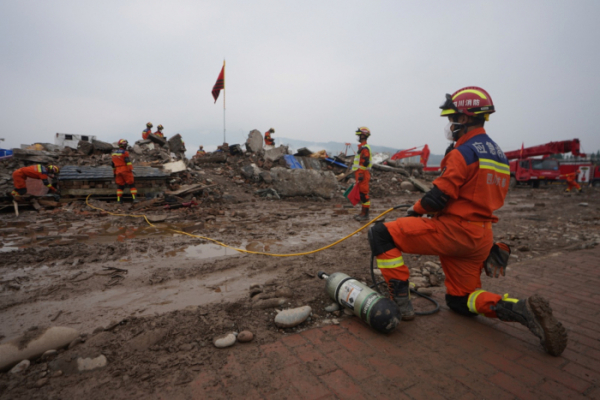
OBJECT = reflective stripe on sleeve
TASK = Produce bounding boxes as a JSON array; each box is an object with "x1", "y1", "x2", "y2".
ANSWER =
[{"x1": 467, "y1": 290, "x2": 487, "y2": 315}]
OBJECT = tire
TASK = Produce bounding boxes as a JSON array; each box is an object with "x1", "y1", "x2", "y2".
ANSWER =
[{"x1": 509, "y1": 176, "x2": 517, "y2": 189}]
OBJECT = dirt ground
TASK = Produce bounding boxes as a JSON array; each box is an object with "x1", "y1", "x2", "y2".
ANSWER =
[{"x1": 0, "y1": 168, "x2": 598, "y2": 399}]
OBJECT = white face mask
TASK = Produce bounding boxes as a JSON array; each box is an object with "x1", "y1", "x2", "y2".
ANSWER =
[{"x1": 444, "y1": 122, "x2": 455, "y2": 141}]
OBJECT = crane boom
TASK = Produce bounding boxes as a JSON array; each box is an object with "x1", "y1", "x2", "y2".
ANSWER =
[{"x1": 505, "y1": 139, "x2": 584, "y2": 160}]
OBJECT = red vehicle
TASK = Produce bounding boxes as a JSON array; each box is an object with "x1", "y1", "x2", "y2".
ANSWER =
[
  {"x1": 390, "y1": 144, "x2": 439, "y2": 172},
  {"x1": 559, "y1": 161, "x2": 599, "y2": 187},
  {"x1": 505, "y1": 139, "x2": 585, "y2": 188}
]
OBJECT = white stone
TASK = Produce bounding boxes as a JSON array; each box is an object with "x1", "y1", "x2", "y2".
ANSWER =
[
  {"x1": 77, "y1": 355, "x2": 107, "y2": 372},
  {"x1": 274, "y1": 306, "x2": 312, "y2": 328},
  {"x1": 324, "y1": 303, "x2": 340, "y2": 313},
  {"x1": 9, "y1": 359, "x2": 30, "y2": 374},
  {"x1": 213, "y1": 333, "x2": 236, "y2": 348}
]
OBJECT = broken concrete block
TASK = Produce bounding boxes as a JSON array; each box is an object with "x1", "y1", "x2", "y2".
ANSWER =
[
  {"x1": 91, "y1": 139, "x2": 114, "y2": 154},
  {"x1": 400, "y1": 181, "x2": 415, "y2": 191},
  {"x1": 408, "y1": 177, "x2": 434, "y2": 193},
  {"x1": 168, "y1": 134, "x2": 186, "y2": 154},
  {"x1": 264, "y1": 146, "x2": 289, "y2": 162},
  {"x1": 259, "y1": 171, "x2": 273, "y2": 183},
  {"x1": 270, "y1": 167, "x2": 339, "y2": 199},
  {"x1": 148, "y1": 134, "x2": 167, "y2": 147},
  {"x1": 132, "y1": 144, "x2": 144, "y2": 155},
  {"x1": 245, "y1": 130, "x2": 264, "y2": 153},
  {"x1": 77, "y1": 140, "x2": 94, "y2": 155},
  {"x1": 162, "y1": 160, "x2": 187, "y2": 174},
  {"x1": 0, "y1": 327, "x2": 79, "y2": 371},
  {"x1": 241, "y1": 164, "x2": 261, "y2": 180}
]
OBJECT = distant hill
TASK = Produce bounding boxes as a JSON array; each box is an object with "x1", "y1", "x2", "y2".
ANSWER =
[{"x1": 278, "y1": 137, "x2": 444, "y2": 166}]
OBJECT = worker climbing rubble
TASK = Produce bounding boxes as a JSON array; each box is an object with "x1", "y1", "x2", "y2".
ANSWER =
[
  {"x1": 560, "y1": 169, "x2": 582, "y2": 193},
  {"x1": 352, "y1": 127, "x2": 372, "y2": 221},
  {"x1": 368, "y1": 87, "x2": 567, "y2": 356},
  {"x1": 154, "y1": 124, "x2": 165, "y2": 139},
  {"x1": 142, "y1": 122, "x2": 153, "y2": 140},
  {"x1": 112, "y1": 139, "x2": 138, "y2": 203},
  {"x1": 11, "y1": 164, "x2": 59, "y2": 198},
  {"x1": 264, "y1": 128, "x2": 275, "y2": 148}
]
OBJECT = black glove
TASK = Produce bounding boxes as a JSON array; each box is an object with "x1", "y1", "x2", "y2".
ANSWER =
[{"x1": 484, "y1": 243, "x2": 511, "y2": 278}]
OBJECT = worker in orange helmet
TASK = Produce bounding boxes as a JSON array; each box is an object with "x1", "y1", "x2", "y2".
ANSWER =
[
  {"x1": 112, "y1": 139, "x2": 138, "y2": 202},
  {"x1": 142, "y1": 122, "x2": 153, "y2": 140},
  {"x1": 264, "y1": 128, "x2": 275, "y2": 147},
  {"x1": 560, "y1": 169, "x2": 582, "y2": 193},
  {"x1": 195, "y1": 145, "x2": 206, "y2": 157},
  {"x1": 154, "y1": 124, "x2": 165, "y2": 139},
  {"x1": 367, "y1": 87, "x2": 567, "y2": 356},
  {"x1": 11, "y1": 165, "x2": 60, "y2": 198},
  {"x1": 352, "y1": 127, "x2": 372, "y2": 221}
]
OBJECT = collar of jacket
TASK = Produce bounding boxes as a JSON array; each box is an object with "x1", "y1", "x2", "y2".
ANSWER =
[{"x1": 455, "y1": 127, "x2": 486, "y2": 147}]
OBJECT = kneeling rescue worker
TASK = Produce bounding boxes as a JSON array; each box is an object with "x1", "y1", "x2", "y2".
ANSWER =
[
  {"x1": 352, "y1": 127, "x2": 372, "y2": 221},
  {"x1": 560, "y1": 169, "x2": 582, "y2": 193},
  {"x1": 11, "y1": 165, "x2": 60, "y2": 198},
  {"x1": 112, "y1": 139, "x2": 138, "y2": 202},
  {"x1": 368, "y1": 87, "x2": 567, "y2": 356}
]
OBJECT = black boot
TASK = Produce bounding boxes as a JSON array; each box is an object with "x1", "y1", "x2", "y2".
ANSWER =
[
  {"x1": 354, "y1": 207, "x2": 370, "y2": 221},
  {"x1": 389, "y1": 279, "x2": 415, "y2": 321},
  {"x1": 492, "y1": 294, "x2": 567, "y2": 356}
]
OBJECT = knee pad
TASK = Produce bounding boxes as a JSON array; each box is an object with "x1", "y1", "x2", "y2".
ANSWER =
[
  {"x1": 368, "y1": 222, "x2": 396, "y2": 256},
  {"x1": 445, "y1": 294, "x2": 477, "y2": 317}
]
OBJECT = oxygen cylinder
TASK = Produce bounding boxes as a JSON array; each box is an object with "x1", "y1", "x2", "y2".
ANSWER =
[{"x1": 318, "y1": 271, "x2": 399, "y2": 334}]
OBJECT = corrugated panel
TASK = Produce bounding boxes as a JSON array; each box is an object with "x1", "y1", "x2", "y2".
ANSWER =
[{"x1": 58, "y1": 165, "x2": 169, "y2": 181}]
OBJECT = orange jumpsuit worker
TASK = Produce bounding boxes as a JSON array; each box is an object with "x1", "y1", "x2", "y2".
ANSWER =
[
  {"x1": 195, "y1": 145, "x2": 206, "y2": 157},
  {"x1": 352, "y1": 127, "x2": 372, "y2": 221},
  {"x1": 154, "y1": 124, "x2": 165, "y2": 139},
  {"x1": 264, "y1": 128, "x2": 275, "y2": 146},
  {"x1": 112, "y1": 139, "x2": 138, "y2": 202},
  {"x1": 142, "y1": 122, "x2": 153, "y2": 140},
  {"x1": 368, "y1": 87, "x2": 567, "y2": 356},
  {"x1": 560, "y1": 169, "x2": 582, "y2": 192},
  {"x1": 11, "y1": 165, "x2": 60, "y2": 197}
]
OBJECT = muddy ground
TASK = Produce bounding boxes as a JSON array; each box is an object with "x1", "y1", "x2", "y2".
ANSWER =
[{"x1": 0, "y1": 174, "x2": 598, "y2": 399}]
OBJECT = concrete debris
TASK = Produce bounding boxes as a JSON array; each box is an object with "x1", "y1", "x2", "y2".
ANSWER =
[
  {"x1": 245, "y1": 130, "x2": 264, "y2": 153},
  {"x1": 264, "y1": 146, "x2": 289, "y2": 163},
  {"x1": 408, "y1": 177, "x2": 434, "y2": 193},
  {"x1": 162, "y1": 160, "x2": 187, "y2": 174},
  {"x1": 270, "y1": 167, "x2": 339, "y2": 199}
]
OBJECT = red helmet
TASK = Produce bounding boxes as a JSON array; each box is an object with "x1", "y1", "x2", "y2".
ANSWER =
[
  {"x1": 118, "y1": 139, "x2": 128, "y2": 148},
  {"x1": 47, "y1": 165, "x2": 59, "y2": 174},
  {"x1": 440, "y1": 86, "x2": 495, "y2": 118},
  {"x1": 355, "y1": 126, "x2": 371, "y2": 138}
]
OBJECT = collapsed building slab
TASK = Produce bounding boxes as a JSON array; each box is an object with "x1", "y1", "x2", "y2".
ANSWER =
[
  {"x1": 58, "y1": 165, "x2": 169, "y2": 196},
  {"x1": 269, "y1": 167, "x2": 339, "y2": 199}
]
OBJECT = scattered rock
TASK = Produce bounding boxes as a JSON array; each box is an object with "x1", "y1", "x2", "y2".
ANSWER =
[
  {"x1": 214, "y1": 333, "x2": 236, "y2": 348},
  {"x1": 252, "y1": 298, "x2": 287, "y2": 309},
  {"x1": 9, "y1": 359, "x2": 30, "y2": 374},
  {"x1": 237, "y1": 331, "x2": 254, "y2": 343},
  {"x1": 179, "y1": 343, "x2": 193, "y2": 352},
  {"x1": 400, "y1": 181, "x2": 415, "y2": 191},
  {"x1": 34, "y1": 378, "x2": 48, "y2": 388},
  {"x1": 274, "y1": 306, "x2": 312, "y2": 328},
  {"x1": 417, "y1": 288, "x2": 433, "y2": 296},
  {"x1": 517, "y1": 245, "x2": 530, "y2": 252},
  {"x1": 40, "y1": 349, "x2": 58, "y2": 362},
  {"x1": 77, "y1": 355, "x2": 107, "y2": 372},
  {"x1": 324, "y1": 303, "x2": 340, "y2": 313},
  {"x1": 579, "y1": 203, "x2": 589, "y2": 207}
]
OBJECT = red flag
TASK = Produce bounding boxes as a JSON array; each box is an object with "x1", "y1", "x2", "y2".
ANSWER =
[{"x1": 212, "y1": 64, "x2": 225, "y2": 103}]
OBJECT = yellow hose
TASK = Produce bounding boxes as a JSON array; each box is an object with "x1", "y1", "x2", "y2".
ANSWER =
[{"x1": 85, "y1": 195, "x2": 399, "y2": 257}]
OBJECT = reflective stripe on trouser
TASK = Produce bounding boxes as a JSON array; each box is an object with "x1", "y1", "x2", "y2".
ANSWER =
[
  {"x1": 383, "y1": 214, "x2": 494, "y2": 297},
  {"x1": 376, "y1": 248, "x2": 409, "y2": 283},
  {"x1": 356, "y1": 170, "x2": 370, "y2": 208},
  {"x1": 117, "y1": 189, "x2": 123, "y2": 198},
  {"x1": 467, "y1": 290, "x2": 503, "y2": 318}
]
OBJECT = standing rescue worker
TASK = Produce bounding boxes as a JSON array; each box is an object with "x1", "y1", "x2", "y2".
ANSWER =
[
  {"x1": 560, "y1": 169, "x2": 582, "y2": 192},
  {"x1": 142, "y1": 122, "x2": 153, "y2": 140},
  {"x1": 264, "y1": 128, "x2": 275, "y2": 146},
  {"x1": 154, "y1": 124, "x2": 165, "y2": 139},
  {"x1": 352, "y1": 127, "x2": 372, "y2": 221},
  {"x1": 112, "y1": 139, "x2": 138, "y2": 202},
  {"x1": 11, "y1": 165, "x2": 59, "y2": 198},
  {"x1": 368, "y1": 87, "x2": 567, "y2": 356}
]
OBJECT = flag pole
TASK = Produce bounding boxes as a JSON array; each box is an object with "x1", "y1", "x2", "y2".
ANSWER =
[{"x1": 223, "y1": 59, "x2": 226, "y2": 144}]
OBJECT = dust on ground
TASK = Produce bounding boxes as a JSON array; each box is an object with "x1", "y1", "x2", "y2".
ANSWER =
[{"x1": 0, "y1": 167, "x2": 598, "y2": 399}]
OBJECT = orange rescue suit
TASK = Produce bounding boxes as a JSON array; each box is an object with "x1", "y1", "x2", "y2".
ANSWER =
[
  {"x1": 355, "y1": 143, "x2": 371, "y2": 208},
  {"x1": 111, "y1": 149, "x2": 134, "y2": 186},
  {"x1": 378, "y1": 127, "x2": 511, "y2": 317},
  {"x1": 142, "y1": 128, "x2": 152, "y2": 140},
  {"x1": 12, "y1": 165, "x2": 55, "y2": 193},
  {"x1": 560, "y1": 171, "x2": 581, "y2": 191},
  {"x1": 264, "y1": 131, "x2": 274, "y2": 146}
]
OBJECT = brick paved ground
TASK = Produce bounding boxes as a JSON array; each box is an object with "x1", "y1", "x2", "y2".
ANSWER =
[{"x1": 173, "y1": 246, "x2": 600, "y2": 399}]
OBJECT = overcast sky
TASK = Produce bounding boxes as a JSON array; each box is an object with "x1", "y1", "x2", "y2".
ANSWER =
[{"x1": 2, "y1": 1, "x2": 599, "y2": 156}]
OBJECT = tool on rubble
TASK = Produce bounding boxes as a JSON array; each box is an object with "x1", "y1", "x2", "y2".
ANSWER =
[{"x1": 318, "y1": 271, "x2": 400, "y2": 333}]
